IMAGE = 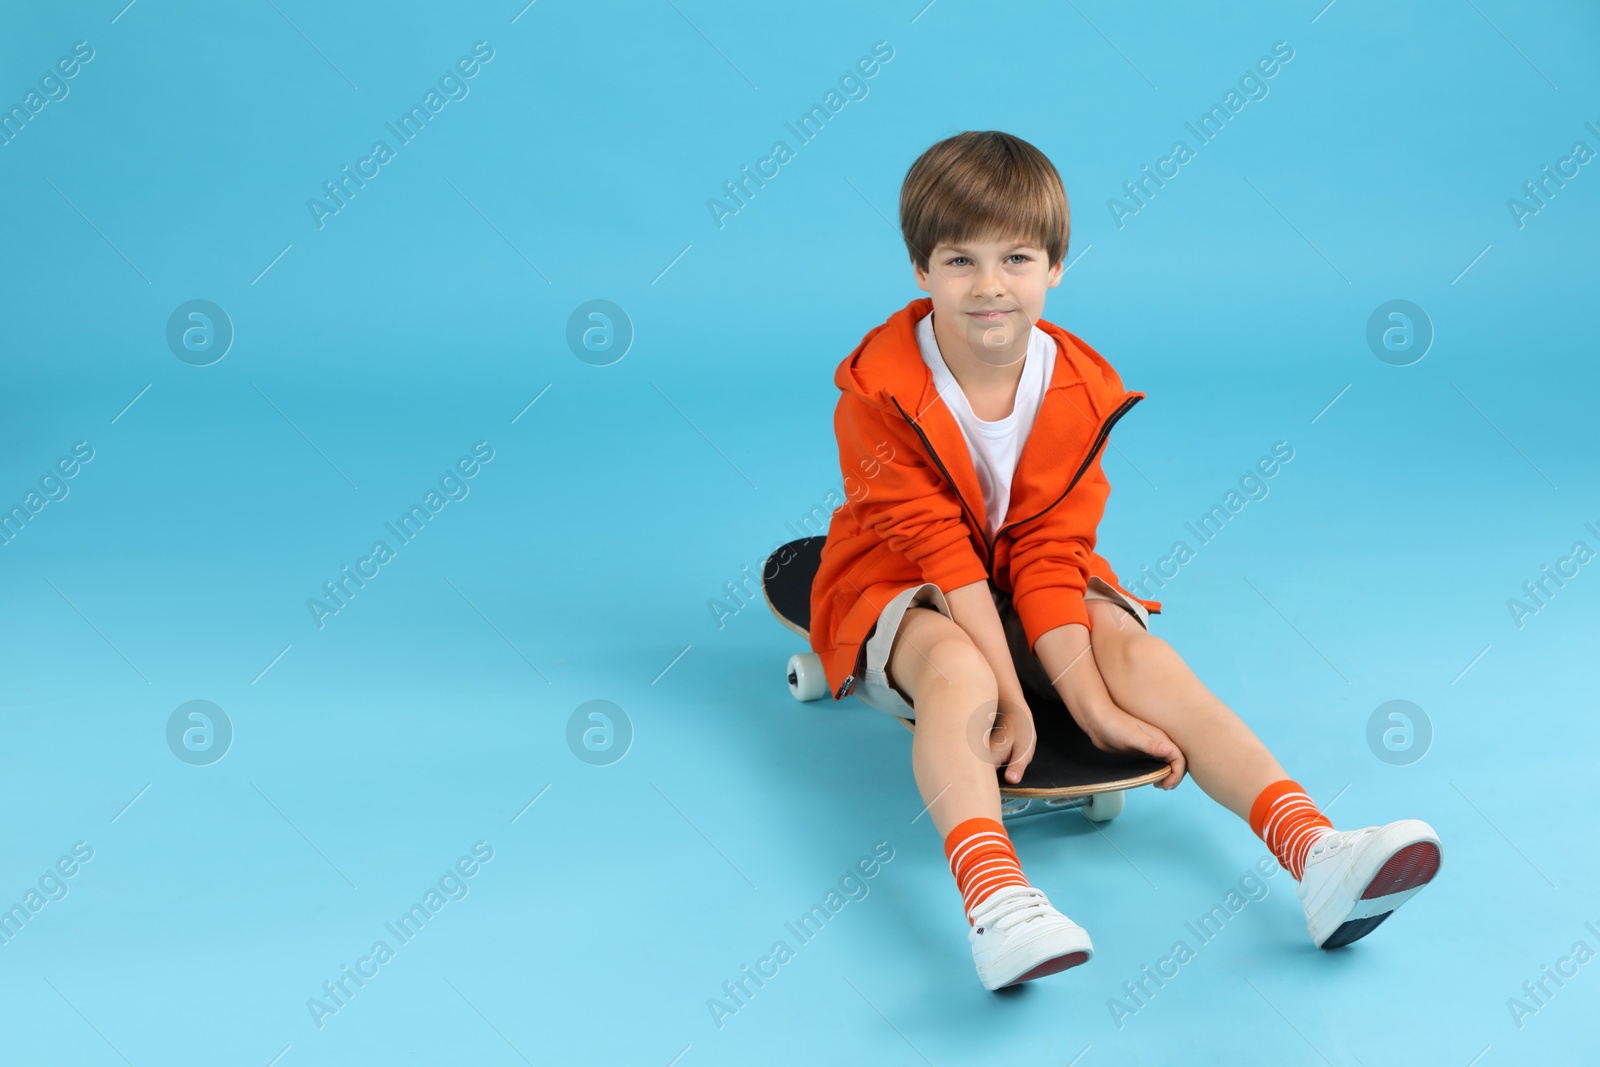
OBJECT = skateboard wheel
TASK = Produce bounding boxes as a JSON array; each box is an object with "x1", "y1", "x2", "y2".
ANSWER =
[
  {"x1": 1082, "y1": 790, "x2": 1125, "y2": 822},
  {"x1": 786, "y1": 653, "x2": 827, "y2": 702}
]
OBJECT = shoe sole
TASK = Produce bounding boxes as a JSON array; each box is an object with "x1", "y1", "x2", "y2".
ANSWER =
[
  {"x1": 997, "y1": 949, "x2": 1090, "y2": 988},
  {"x1": 1318, "y1": 838, "x2": 1442, "y2": 949},
  {"x1": 978, "y1": 925, "x2": 1095, "y2": 990}
]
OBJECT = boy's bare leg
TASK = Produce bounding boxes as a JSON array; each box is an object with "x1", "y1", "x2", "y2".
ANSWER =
[
  {"x1": 1082, "y1": 600, "x2": 1289, "y2": 822},
  {"x1": 885, "y1": 606, "x2": 1004, "y2": 839}
]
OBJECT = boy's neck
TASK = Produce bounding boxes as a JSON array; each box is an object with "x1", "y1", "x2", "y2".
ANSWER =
[{"x1": 929, "y1": 310, "x2": 1030, "y2": 419}]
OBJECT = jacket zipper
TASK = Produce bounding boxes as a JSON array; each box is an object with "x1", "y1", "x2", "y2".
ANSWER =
[{"x1": 889, "y1": 392, "x2": 1143, "y2": 578}]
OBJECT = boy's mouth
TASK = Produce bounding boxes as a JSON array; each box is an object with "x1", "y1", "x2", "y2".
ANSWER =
[{"x1": 968, "y1": 309, "x2": 1012, "y2": 321}]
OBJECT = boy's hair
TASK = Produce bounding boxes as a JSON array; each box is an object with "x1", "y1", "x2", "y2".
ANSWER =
[{"x1": 898, "y1": 130, "x2": 1070, "y2": 273}]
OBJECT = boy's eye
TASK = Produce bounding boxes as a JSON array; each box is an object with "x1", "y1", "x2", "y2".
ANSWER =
[{"x1": 944, "y1": 254, "x2": 1031, "y2": 267}]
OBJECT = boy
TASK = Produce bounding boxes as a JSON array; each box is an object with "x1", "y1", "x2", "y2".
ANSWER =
[{"x1": 808, "y1": 131, "x2": 1442, "y2": 992}]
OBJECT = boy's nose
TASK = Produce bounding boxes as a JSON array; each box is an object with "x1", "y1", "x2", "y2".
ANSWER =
[{"x1": 972, "y1": 270, "x2": 1004, "y2": 295}]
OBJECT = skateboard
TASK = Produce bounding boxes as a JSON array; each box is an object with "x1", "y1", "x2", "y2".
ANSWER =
[{"x1": 762, "y1": 536, "x2": 1172, "y2": 824}]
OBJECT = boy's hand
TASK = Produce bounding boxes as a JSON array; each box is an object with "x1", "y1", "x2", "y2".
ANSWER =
[
  {"x1": 1076, "y1": 702, "x2": 1187, "y2": 790},
  {"x1": 988, "y1": 696, "x2": 1037, "y2": 785}
]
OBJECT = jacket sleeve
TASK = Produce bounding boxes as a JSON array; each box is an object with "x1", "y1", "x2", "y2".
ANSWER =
[
  {"x1": 835, "y1": 393, "x2": 990, "y2": 593},
  {"x1": 1008, "y1": 448, "x2": 1113, "y2": 651}
]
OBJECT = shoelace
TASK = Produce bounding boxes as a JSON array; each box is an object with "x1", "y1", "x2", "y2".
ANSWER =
[{"x1": 972, "y1": 887, "x2": 1058, "y2": 935}]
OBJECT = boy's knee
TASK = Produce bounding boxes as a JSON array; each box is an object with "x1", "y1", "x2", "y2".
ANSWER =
[
  {"x1": 891, "y1": 612, "x2": 996, "y2": 706},
  {"x1": 1099, "y1": 626, "x2": 1168, "y2": 679},
  {"x1": 923, "y1": 633, "x2": 997, "y2": 698}
]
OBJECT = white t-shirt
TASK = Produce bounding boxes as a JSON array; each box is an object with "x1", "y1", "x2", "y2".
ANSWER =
[{"x1": 916, "y1": 311, "x2": 1055, "y2": 541}]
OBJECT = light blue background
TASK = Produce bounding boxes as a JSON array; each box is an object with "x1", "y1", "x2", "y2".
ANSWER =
[{"x1": 1, "y1": 0, "x2": 1596, "y2": 1063}]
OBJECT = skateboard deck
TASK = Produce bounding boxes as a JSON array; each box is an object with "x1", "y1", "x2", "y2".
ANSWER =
[{"x1": 762, "y1": 536, "x2": 1171, "y2": 817}]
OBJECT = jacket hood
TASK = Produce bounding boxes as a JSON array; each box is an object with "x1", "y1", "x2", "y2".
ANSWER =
[{"x1": 835, "y1": 297, "x2": 1130, "y2": 415}]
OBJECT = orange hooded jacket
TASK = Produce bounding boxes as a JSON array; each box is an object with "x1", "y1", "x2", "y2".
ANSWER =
[{"x1": 808, "y1": 297, "x2": 1161, "y2": 701}]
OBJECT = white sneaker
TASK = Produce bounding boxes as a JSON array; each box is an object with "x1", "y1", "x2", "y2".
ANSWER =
[
  {"x1": 966, "y1": 885, "x2": 1094, "y2": 991},
  {"x1": 1296, "y1": 820, "x2": 1442, "y2": 949}
]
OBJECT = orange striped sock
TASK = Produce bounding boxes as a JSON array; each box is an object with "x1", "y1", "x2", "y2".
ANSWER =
[
  {"x1": 943, "y1": 817, "x2": 1030, "y2": 924},
  {"x1": 1249, "y1": 779, "x2": 1335, "y2": 880}
]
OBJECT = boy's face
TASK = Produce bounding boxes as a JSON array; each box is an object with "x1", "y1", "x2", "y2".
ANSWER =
[{"x1": 912, "y1": 232, "x2": 1064, "y2": 367}]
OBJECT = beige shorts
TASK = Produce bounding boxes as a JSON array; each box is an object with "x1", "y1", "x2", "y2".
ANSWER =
[{"x1": 851, "y1": 575, "x2": 1150, "y2": 721}]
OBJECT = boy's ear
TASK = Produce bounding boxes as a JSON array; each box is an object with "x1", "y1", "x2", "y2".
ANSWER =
[
  {"x1": 1046, "y1": 256, "x2": 1065, "y2": 288},
  {"x1": 912, "y1": 257, "x2": 933, "y2": 293}
]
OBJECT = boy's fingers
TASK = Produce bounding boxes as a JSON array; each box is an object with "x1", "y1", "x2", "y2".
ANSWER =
[
  {"x1": 1130, "y1": 721, "x2": 1183, "y2": 788},
  {"x1": 988, "y1": 726, "x2": 1011, "y2": 769},
  {"x1": 1011, "y1": 716, "x2": 1035, "y2": 779},
  {"x1": 992, "y1": 714, "x2": 1032, "y2": 783},
  {"x1": 1146, "y1": 726, "x2": 1186, "y2": 788},
  {"x1": 1011, "y1": 729, "x2": 1036, "y2": 764},
  {"x1": 1107, "y1": 717, "x2": 1187, "y2": 789}
]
